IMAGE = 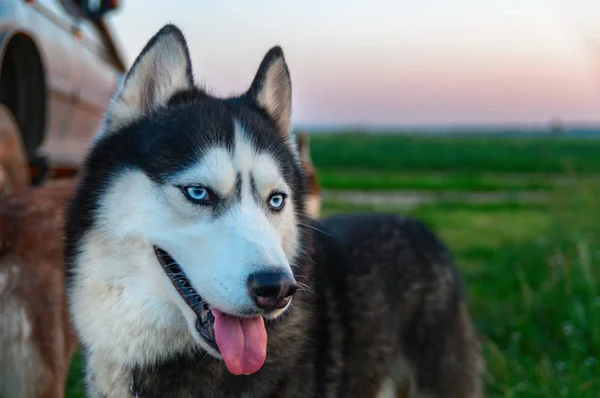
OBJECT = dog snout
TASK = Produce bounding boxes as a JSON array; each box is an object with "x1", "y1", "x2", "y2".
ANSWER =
[{"x1": 247, "y1": 270, "x2": 297, "y2": 311}]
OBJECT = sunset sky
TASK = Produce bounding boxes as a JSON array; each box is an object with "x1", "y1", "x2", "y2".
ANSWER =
[{"x1": 109, "y1": 0, "x2": 600, "y2": 127}]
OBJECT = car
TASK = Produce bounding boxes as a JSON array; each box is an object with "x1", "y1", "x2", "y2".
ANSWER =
[{"x1": 0, "y1": 0, "x2": 125, "y2": 191}]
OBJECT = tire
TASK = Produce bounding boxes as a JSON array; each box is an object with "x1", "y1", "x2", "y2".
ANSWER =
[{"x1": 0, "y1": 104, "x2": 29, "y2": 196}]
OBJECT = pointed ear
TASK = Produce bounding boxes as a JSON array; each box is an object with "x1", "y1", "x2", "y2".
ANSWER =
[
  {"x1": 246, "y1": 46, "x2": 292, "y2": 138},
  {"x1": 106, "y1": 24, "x2": 194, "y2": 130}
]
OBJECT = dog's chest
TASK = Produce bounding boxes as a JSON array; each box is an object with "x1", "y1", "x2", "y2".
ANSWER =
[{"x1": 128, "y1": 358, "x2": 300, "y2": 398}]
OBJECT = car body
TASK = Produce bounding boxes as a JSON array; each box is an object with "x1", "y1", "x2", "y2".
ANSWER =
[{"x1": 0, "y1": 0, "x2": 125, "y2": 185}]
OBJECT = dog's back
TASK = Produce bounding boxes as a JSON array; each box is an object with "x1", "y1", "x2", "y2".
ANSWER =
[
  {"x1": 0, "y1": 179, "x2": 78, "y2": 398},
  {"x1": 308, "y1": 213, "x2": 483, "y2": 397}
]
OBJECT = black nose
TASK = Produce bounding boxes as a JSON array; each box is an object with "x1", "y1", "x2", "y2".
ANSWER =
[{"x1": 247, "y1": 271, "x2": 298, "y2": 311}]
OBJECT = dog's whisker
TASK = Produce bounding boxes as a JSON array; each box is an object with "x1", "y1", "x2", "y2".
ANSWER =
[
  {"x1": 296, "y1": 281, "x2": 315, "y2": 295},
  {"x1": 297, "y1": 221, "x2": 330, "y2": 236},
  {"x1": 302, "y1": 215, "x2": 328, "y2": 229}
]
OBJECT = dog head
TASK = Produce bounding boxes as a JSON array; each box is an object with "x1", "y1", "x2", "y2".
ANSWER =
[{"x1": 65, "y1": 25, "x2": 309, "y2": 374}]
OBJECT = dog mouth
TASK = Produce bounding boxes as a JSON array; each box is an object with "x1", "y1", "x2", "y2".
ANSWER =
[
  {"x1": 153, "y1": 246, "x2": 269, "y2": 375},
  {"x1": 154, "y1": 247, "x2": 217, "y2": 347}
]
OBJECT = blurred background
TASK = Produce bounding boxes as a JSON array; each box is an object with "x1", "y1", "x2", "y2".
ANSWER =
[
  {"x1": 112, "y1": 0, "x2": 600, "y2": 128},
  {"x1": 1, "y1": 0, "x2": 599, "y2": 396}
]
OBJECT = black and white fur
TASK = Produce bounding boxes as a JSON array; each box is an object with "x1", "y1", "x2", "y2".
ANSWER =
[{"x1": 65, "y1": 24, "x2": 482, "y2": 397}]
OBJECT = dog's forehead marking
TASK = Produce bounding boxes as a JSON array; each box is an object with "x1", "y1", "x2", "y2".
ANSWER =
[
  {"x1": 232, "y1": 120, "x2": 256, "y2": 176},
  {"x1": 232, "y1": 120, "x2": 287, "y2": 197},
  {"x1": 171, "y1": 120, "x2": 286, "y2": 199},
  {"x1": 232, "y1": 121, "x2": 260, "y2": 202}
]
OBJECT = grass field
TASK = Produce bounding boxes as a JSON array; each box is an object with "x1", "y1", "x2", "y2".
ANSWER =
[
  {"x1": 310, "y1": 134, "x2": 600, "y2": 174},
  {"x1": 65, "y1": 133, "x2": 600, "y2": 397},
  {"x1": 319, "y1": 170, "x2": 559, "y2": 192}
]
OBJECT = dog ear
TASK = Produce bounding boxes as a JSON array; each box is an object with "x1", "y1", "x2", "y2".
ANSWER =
[
  {"x1": 106, "y1": 24, "x2": 194, "y2": 131},
  {"x1": 246, "y1": 46, "x2": 292, "y2": 140}
]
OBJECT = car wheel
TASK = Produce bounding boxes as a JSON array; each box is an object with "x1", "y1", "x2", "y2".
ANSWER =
[{"x1": 0, "y1": 104, "x2": 29, "y2": 196}]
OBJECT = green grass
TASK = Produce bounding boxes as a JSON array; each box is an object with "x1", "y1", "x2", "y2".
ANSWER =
[
  {"x1": 310, "y1": 133, "x2": 600, "y2": 174},
  {"x1": 66, "y1": 351, "x2": 85, "y2": 397},
  {"x1": 318, "y1": 170, "x2": 558, "y2": 192}
]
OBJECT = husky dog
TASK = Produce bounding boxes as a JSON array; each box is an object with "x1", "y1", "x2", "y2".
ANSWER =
[{"x1": 65, "y1": 25, "x2": 482, "y2": 397}]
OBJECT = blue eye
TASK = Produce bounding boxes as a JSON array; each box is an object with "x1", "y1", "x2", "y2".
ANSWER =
[
  {"x1": 184, "y1": 186, "x2": 210, "y2": 202},
  {"x1": 268, "y1": 193, "x2": 286, "y2": 211}
]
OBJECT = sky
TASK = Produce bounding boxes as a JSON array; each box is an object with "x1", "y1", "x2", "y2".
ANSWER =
[{"x1": 108, "y1": 0, "x2": 600, "y2": 127}]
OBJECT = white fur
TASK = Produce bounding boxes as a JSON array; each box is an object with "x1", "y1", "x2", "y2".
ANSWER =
[
  {"x1": 85, "y1": 353, "x2": 130, "y2": 398},
  {"x1": 0, "y1": 299, "x2": 42, "y2": 398},
  {"x1": 0, "y1": 266, "x2": 42, "y2": 398}
]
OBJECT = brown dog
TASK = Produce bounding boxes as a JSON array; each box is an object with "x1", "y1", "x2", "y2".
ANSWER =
[{"x1": 0, "y1": 178, "x2": 78, "y2": 398}]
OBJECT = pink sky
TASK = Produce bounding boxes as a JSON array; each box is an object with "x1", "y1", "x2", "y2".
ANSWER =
[{"x1": 110, "y1": 0, "x2": 600, "y2": 126}]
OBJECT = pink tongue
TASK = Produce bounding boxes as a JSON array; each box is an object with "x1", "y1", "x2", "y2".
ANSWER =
[{"x1": 212, "y1": 309, "x2": 267, "y2": 375}]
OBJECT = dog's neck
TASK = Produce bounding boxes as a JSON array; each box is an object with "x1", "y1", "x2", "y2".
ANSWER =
[{"x1": 115, "y1": 280, "x2": 317, "y2": 397}]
